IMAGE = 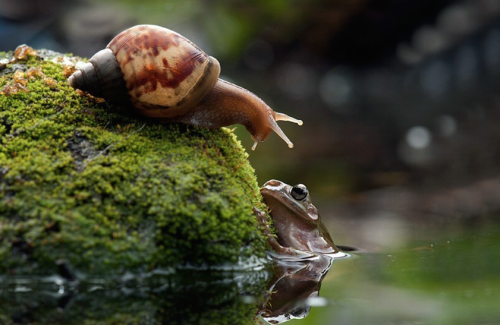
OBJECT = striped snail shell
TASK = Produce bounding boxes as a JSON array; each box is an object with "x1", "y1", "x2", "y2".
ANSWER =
[{"x1": 68, "y1": 25, "x2": 302, "y2": 150}]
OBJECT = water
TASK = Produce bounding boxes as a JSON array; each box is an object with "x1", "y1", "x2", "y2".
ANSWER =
[
  {"x1": 2, "y1": 217, "x2": 499, "y2": 324},
  {"x1": 280, "y1": 218, "x2": 500, "y2": 325}
]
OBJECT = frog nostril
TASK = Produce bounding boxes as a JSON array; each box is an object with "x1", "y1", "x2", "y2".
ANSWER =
[
  {"x1": 291, "y1": 184, "x2": 308, "y2": 201},
  {"x1": 266, "y1": 180, "x2": 281, "y2": 187}
]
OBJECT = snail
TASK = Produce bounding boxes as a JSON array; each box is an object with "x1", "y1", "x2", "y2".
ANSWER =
[{"x1": 68, "y1": 24, "x2": 302, "y2": 150}]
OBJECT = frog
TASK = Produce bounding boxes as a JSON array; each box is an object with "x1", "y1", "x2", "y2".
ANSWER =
[{"x1": 254, "y1": 179, "x2": 340, "y2": 256}]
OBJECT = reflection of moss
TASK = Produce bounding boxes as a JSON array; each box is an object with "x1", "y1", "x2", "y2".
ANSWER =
[
  {"x1": 0, "y1": 48, "x2": 268, "y2": 275},
  {"x1": 0, "y1": 269, "x2": 268, "y2": 324}
]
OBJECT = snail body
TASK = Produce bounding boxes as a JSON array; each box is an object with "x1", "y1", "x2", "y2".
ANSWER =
[{"x1": 68, "y1": 24, "x2": 302, "y2": 150}]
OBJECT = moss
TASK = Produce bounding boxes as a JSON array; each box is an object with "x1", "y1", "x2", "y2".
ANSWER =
[{"x1": 0, "y1": 47, "x2": 269, "y2": 275}]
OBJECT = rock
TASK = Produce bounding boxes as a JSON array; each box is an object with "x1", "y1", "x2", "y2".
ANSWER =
[{"x1": 0, "y1": 45, "x2": 268, "y2": 276}]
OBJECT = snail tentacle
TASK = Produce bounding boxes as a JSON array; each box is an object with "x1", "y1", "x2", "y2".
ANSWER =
[{"x1": 274, "y1": 112, "x2": 303, "y2": 126}]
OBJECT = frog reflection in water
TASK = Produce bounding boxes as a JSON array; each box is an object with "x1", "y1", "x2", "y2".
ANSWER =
[{"x1": 255, "y1": 179, "x2": 339, "y2": 256}]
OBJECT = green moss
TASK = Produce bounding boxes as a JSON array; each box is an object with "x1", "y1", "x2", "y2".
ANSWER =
[{"x1": 0, "y1": 48, "x2": 268, "y2": 275}]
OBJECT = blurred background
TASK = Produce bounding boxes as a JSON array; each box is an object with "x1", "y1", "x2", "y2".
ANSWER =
[{"x1": 2, "y1": 0, "x2": 500, "y2": 248}]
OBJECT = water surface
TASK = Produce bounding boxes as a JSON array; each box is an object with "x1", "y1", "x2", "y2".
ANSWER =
[{"x1": 282, "y1": 217, "x2": 500, "y2": 325}]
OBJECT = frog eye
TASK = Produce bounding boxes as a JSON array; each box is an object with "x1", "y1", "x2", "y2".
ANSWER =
[{"x1": 291, "y1": 184, "x2": 308, "y2": 201}]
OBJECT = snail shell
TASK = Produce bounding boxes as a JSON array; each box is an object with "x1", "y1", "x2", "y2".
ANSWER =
[{"x1": 68, "y1": 25, "x2": 302, "y2": 150}]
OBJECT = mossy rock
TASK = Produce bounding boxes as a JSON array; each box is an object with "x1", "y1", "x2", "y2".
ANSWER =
[{"x1": 0, "y1": 46, "x2": 269, "y2": 276}]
